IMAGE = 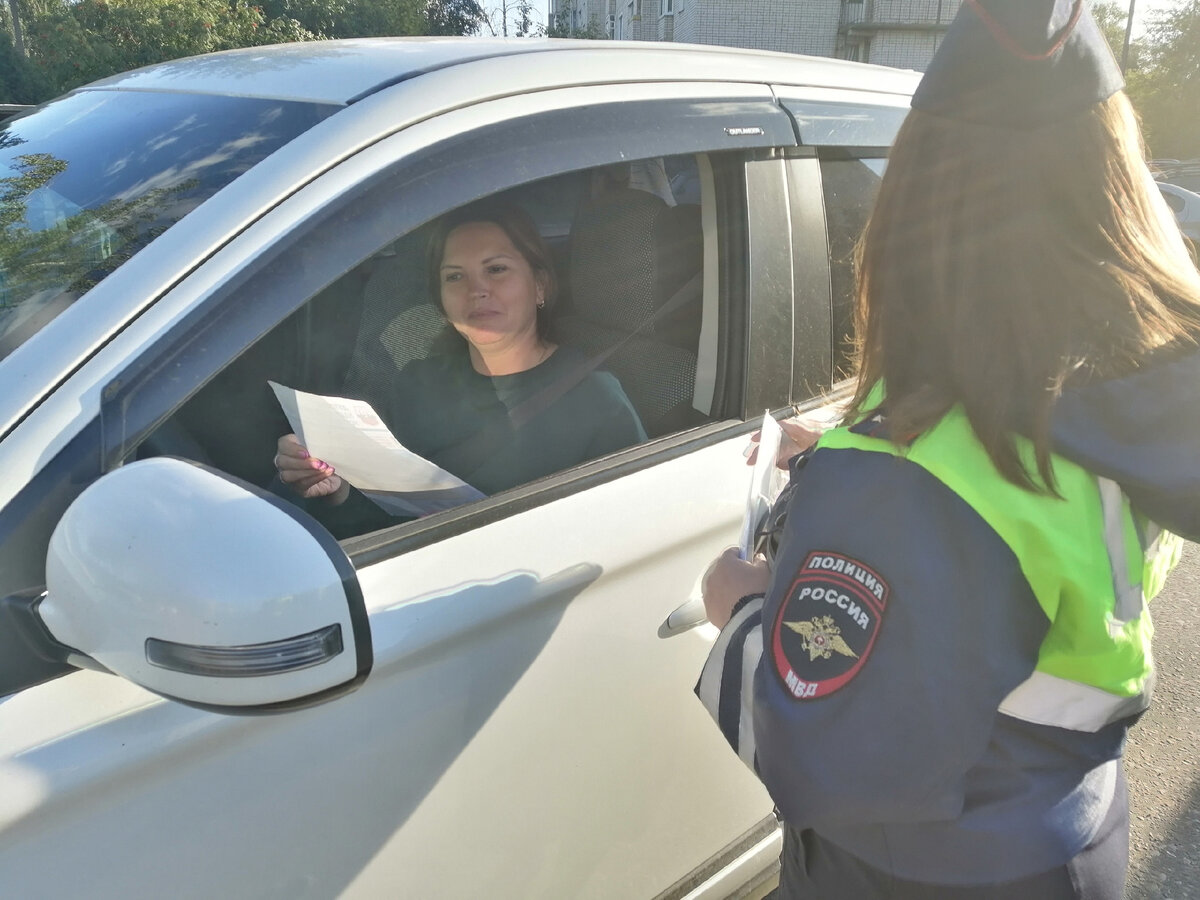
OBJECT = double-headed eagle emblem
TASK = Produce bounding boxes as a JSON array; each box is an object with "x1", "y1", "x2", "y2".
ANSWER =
[{"x1": 783, "y1": 615, "x2": 859, "y2": 662}]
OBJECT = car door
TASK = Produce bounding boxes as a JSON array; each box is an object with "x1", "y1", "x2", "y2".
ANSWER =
[{"x1": 0, "y1": 82, "x2": 813, "y2": 898}]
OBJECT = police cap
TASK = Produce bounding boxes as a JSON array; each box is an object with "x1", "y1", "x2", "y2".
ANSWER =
[{"x1": 911, "y1": 0, "x2": 1125, "y2": 129}]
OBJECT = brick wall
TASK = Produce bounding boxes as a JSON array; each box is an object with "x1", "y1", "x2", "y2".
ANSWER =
[
  {"x1": 630, "y1": 0, "x2": 661, "y2": 41},
  {"x1": 866, "y1": 29, "x2": 944, "y2": 69},
  {"x1": 658, "y1": 10, "x2": 674, "y2": 41},
  {"x1": 633, "y1": 0, "x2": 959, "y2": 70},
  {"x1": 671, "y1": 0, "x2": 841, "y2": 57},
  {"x1": 551, "y1": 0, "x2": 611, "y2": 35}
]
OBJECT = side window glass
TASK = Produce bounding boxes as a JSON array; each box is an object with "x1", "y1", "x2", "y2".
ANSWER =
[
  {"x1": 819, "y1": 156, "x2": 885, "y2": 380},
  {"x1": 779, "y1": 98, "x2": 909, "y2": 148},
  {"x1": 143, "y1": 153, "x2": 720, "y2": 540}
]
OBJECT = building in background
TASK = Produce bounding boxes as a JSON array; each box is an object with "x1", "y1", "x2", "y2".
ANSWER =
[{"x1": 549, "y1": 0, "x2": 961, "y2": 72}]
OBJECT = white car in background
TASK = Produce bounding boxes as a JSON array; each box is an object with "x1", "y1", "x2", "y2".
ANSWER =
[
  {"x1": 1157, "y1": 181, "x2": 1200, "y2": 246},
  {"x1": 0, "y1": 38, "x2": 917, "y2": 898}
]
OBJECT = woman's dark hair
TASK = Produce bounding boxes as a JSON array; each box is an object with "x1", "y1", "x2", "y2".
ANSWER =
[
  {"x1": 848, "y1": 91, "x2": 1200, "y2": 491},
  {"x1": 425, "y1": 200, "x2": 558, "y2": 339}
]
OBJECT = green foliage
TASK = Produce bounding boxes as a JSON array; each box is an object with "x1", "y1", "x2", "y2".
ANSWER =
[
  {"x1": 479, "y1": 0, "x2": 540, "y2": 36},
  {"x1": 428, "y1": 0, "x2": 486, "y2": 36},
  {"x1": 256, "y1": 0, "x2": 355, "y2": 39},
  {"x1": 3, "y1": 0, "x2": 317, "y2": 98},
  {"x1": 0, "y1": 0, "x2": 487, "y2": 104},
  {"x1": 0, "y1": 151, "x2": 196, "y2": 309},
  {"x1": 1050, "y1": 1, "x2": 1197, "y2": 160},
  {"x1": 1091, "y1": 0, "x2": 1141, "y2": 70},
  {"x1": 1130, "y1": 1, "x2": 1200, "y2": 159},
  {"x1": 0, "y1": 25, "x2": 49, "y2": 101},
  {"x1": 256, "y1": 0, "x2": 428, "y2": 40}
]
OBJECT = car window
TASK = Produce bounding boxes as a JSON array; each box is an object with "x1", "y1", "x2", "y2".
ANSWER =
[
  {"x1": 819, "y1": 154, "x2": 886, "y2": 380},
  {"x1": 0, "y1": 147, "x2": 749, "y2": 699},
  {"x1": 0, "y1": 91, "x2": 337, "y2": 360},
  {"x1": 145, "y1": 153, "x2": 722, "y2": 539},
  {"x1": 780, "y1": 98, "x2": 909, "y2": 148}
]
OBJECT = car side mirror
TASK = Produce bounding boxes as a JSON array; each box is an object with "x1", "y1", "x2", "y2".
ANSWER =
[{"x1": 33, "y1": 458, "x2": 371, "y2": 713}]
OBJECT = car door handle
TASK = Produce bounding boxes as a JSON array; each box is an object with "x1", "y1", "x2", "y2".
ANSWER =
[{"x1": 659, "y1": 594, "x2": 708, "y2": 638}]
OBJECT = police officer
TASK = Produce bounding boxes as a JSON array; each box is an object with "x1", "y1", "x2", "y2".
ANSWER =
[{"x1": 696, "y1": 1, "x2": 1200, "y2": 897}]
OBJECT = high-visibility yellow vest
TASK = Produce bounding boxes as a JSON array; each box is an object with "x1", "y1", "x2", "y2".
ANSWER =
[{"x1": 818, "y1": 404, "x2": 1180, "y2": 732}]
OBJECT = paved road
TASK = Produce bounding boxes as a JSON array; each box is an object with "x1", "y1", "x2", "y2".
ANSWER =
[{"x1": 1126, "y1": 542, "x2": 1200, "y2": 899}]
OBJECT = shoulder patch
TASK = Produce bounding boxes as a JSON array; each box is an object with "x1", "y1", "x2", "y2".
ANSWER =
[{"x1": 770, "y1": 550, "x2": 889, "y2": 700}]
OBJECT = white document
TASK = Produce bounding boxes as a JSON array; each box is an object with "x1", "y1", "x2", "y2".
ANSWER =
[
  {"x1": 269, "y1": 382, "x2": 485, "y2": 518},
  {"x1": 738, "y1": 411, "x2": 785, "y2": 560}
]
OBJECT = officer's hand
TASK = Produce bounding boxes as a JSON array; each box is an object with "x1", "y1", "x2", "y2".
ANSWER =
[
  {"x1": 701, "y1": 547, "x2": 770, "y2": 629},
  {"x1": 745, "y1": 419, "x2": 822, "y2": 469}
]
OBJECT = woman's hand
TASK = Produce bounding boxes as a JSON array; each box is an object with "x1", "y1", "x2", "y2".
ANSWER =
[
  {"x1": 275, "y1": 434, "x2": 350, "y2": 504},
  {"x1": 745, "y1": 418, "x2": 823, "y2": 469},
  {"x1": 701, "y1": 547, "x2": 771, "y2": 629}
]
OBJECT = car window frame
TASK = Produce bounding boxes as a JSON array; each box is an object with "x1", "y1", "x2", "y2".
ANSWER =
[
  {"x1": 94, "y1": 84, "x2": 800, "y2": 562},
  {"x1": 770, "y1": 88, "x2": 906, "y2": 399},
  {"x1": 774, "y1": 89, "x2": 912, "y2": 148},
  {"x1": 809, "y1": 145, "x2": 892, "y2": 383}
]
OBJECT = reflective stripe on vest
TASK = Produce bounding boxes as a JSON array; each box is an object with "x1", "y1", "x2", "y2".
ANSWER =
[
  {"x1": 995, "y1": 476, "x2": 1162, "y2": 730},
  {"x1": 818, "y1": 403, "x2": 1170, "y2": 734},
  {"x1": 1099, "y1": 477, "x2": 1146, "y2": 628},
  {"x1": 998, "y1": 669, "x2": 1154, "y2": 731}
]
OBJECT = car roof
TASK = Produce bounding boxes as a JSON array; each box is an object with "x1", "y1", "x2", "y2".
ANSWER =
[{"x1": 76, "y1": 37, "x2": 922, "y2": 107}]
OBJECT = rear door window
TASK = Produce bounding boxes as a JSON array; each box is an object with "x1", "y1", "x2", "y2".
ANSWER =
[{"x1": 819, "y1": 153, "x2": 886, "y2": 379}]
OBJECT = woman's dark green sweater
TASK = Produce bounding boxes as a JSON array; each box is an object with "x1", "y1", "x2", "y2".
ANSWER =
[{"x1": 315, "y1": 344, "x2": 646, "y2": 538}]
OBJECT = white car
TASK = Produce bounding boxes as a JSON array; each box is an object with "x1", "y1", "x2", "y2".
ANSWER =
[
  {"x1": 1157, "y1": 181, "x2": 1200, "y2": 245},
  {"x1": 0, "y1": 38, "x2": 917, "y2": 898}
]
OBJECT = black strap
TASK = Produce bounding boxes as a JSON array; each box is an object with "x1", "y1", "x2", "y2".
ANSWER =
[{"x1": 509, "y1": 269, "x2": 703, "y2": 429}]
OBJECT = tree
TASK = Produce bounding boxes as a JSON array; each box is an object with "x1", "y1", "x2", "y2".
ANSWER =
[
  {"x1": 17, "y1": 0, "x2": 315, "y2": 98},
  {"x1": 0, "y1": 0, "x2": 490, "y2": 103},
  {"x1": 1091, "y1": 0, "x2": 1142, "y2": 71},
  {"x1": 256, "y1": 0, "x2": 357, "y2": 39},
  {"x1": 0, "y1": 151, "x2": 199, "y2": 307},
  {"x1": 426, "y1": 0, "x2": 486, "y2": 36},
  {"x1": 1130, "y1": 1, "x2": 1200, "y2": 158},
  {"x1": 545, "y1": 0, "x2": 606, "y2": 38},
  {"x1": 0, "y1": 26, "x2": 48, "y2": 101},
  {"x1": 481, "y1": 0, "x2": 540, "y2": 36},
  {"x1": 258, "y1": 0, "x2": 469, "y2": 40}
]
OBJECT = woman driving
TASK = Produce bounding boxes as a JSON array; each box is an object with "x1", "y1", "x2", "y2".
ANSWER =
[{"x1": 275, "y1": 200, "x2": 646, "y2": 537}]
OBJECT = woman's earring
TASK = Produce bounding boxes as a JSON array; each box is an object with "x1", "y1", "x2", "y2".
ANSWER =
[{"x1": 537, "y1": 299, "x2": 545, "y2": 309}]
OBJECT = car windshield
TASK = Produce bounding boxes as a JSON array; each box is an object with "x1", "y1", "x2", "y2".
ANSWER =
[{"x1": 0, "y1": 89, "x2": 338, "y2": 360}]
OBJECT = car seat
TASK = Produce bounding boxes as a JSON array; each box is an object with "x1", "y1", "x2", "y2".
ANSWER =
[
  {"x1": 555, "y1": 185, "x2": 706, "y2": 437},
  {"x1": 341, "y1": 228, "x2": 446, "y2": 403}
]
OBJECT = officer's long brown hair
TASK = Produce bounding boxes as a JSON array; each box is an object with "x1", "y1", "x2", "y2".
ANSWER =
[{"x1": 848, "y1": 91, "x2": 1200, "y2": 491}]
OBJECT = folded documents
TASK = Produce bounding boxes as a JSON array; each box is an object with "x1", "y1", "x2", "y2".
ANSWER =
[{"x1": 739, "y1": 411, "x2": 785, "y2": 559}]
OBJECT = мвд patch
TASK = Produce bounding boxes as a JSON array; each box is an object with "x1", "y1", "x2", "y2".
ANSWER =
[{"x1": 770, "y1": 550, "x2": 889, "y2": 699}]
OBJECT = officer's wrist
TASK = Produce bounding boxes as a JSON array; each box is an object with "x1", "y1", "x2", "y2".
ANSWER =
[{"x1": 729, "y1": 592, "x2": 764, "y2": 621}]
